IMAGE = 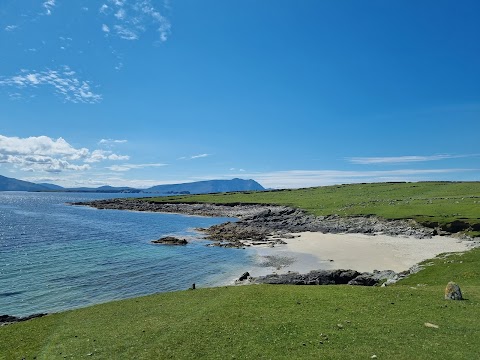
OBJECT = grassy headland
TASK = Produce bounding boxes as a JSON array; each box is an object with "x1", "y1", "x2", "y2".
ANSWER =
[{"x1": 148, "y1": 181, "x2": 480, "y2": 237}]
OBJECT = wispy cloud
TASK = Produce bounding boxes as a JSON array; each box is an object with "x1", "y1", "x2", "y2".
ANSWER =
[
  {"x1": 179, "y1": 153, "x2": 211, "y2": 160},
  {"x1": 113, "y1": 25, "x2": 138, "y2": 40},
  {"x1": 5, "y1": 25, "x2": 18, "y2": 32},
  {"x1": 99, "y1": 0, "x2": 171, "y2": 42},
  {"x1": 0, "y1": 135, "x2": 129, "y2": 173},
  {"x1": 0, "y1": 66, "x2": 102, "y2": 104},
  {"x1": 106, "y1": 163, "x2": 168, "y2": 172},
  {"x1": 191, "y1": 153, "x2": 210, "y2": 159},
  {"x1": 346, "y1": 154, "x2": 477, "y2": 165},
  {"x1": 42, "y1": 0, "x2": 56, "y2": 16},
  {"x1": 99, "y1": 139, "x2": 128, "y2": 145}
]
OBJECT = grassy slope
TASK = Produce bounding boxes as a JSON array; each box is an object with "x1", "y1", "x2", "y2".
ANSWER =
[
  {"x1": 148, "y1": 182, "x2": 480, "y2": 235},
  {"x1": 2, "y1": 248, "x2": 480, "y2": 359}
]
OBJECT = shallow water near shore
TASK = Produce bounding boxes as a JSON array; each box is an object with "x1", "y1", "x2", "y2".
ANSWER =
[{"x1": 0, "y1": 192, "x2": 255, "y2": 317}]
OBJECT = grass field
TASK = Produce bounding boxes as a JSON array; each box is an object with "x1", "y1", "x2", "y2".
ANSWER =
[
  {"x1": 148, "y1": 182, "x2": 480, "y2": 236},
  {"x1": 2, "y1": 248, "x2": 480, "y2": 359}
]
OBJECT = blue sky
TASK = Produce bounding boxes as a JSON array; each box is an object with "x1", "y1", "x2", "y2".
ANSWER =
[{"x1": 0, "y1": 0, "x2": 479, "y2": 189}]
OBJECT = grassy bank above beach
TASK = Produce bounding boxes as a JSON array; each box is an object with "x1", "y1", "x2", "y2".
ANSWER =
[
  {"x1": 148, "y1": 181, "x2": 480, "y2": 237},
  {"x1": 2, "y1": 248, "x2": 480, "y2": 359}
]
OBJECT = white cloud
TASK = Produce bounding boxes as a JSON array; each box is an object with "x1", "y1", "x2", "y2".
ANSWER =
[
  {"x1": 114, "y1": 8, "x2": 126, "y2": 20},
  {"x1": 99, "y1": 139, "x2": 128, "y2": 145},
  {"x1": 5, "y1": 25, "x2": 18, "y2": 32},
  {"x1": 191, "y1": 153, "x2": 210, "y2": 159},
  {"x1": 346, "y1": 154, "x2": 477, "y2": 165},
  {"x1": 0, "y1": 135, "x2": 89, "y2": 159},
  {"x1": 102, "y1": 24, "x2": 110, "y2": 33},
  {"x1": 43, "y1": 0, "x2": 56, "y2": 16},
  {"x1": 84, "y1": 150, "x2": 130, "y2": 163},
  {"x1": 0, "y1": 135, "x2": 130, "y2": 173},
  {"x1": 100, "y1": 0, "x2": 171, "y2": 42},
  {"x1": 1, "y1": 154, "x2": 91, "y2": 173},
  {"x1": 180, "y1": 153, "x2": 211, "y2": 160},
  {"x1": 113, "y1": 25, "x2": 138, "y2": 40},
  {"x1": 106, "y1": 163, "x2": 168, "y2": 172},
  {"x1": 0, "y1": 66, "x2": 102, "y2": 104}
]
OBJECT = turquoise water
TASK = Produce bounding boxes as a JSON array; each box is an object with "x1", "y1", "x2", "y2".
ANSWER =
[{"x1": 0, "y1": 192, "x2": 253, "y2": 316}]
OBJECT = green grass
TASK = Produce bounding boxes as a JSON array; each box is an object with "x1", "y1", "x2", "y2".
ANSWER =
[
  {"x1": 147, "y1": 181, "x2": 480, "y2": 236},
  {"x1": 2, "y1": 248, "x2": 480, "y2": 359}
]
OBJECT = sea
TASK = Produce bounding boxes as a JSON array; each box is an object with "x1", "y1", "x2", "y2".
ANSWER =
[{"x1": 0, "y1": 192, "x2": 256, "y2": 317}]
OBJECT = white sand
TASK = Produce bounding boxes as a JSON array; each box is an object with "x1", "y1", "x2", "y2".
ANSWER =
[{"x1": 248, "y1": 232, "x2": 473, "y2": 276}]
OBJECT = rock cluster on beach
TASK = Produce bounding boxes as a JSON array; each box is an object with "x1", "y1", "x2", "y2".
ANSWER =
[
  {"x1": 241, "y1": 268, "x2": 415, "y2": 287},
  {"x1": 73, "y1": 199, "x2": 436, "y2": 249}
]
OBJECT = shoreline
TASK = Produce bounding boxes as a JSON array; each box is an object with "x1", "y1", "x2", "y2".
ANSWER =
[{"x1": 74, "y1": 198, "x2": 479, "y2": 279}]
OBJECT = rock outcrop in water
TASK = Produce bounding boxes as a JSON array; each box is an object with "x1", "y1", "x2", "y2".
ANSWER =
[{"x1": 151, "y1": 236, "x2": 188, "y2": 245}]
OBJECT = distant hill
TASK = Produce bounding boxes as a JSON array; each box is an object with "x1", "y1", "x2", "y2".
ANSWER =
[
  {"x1": 145, "y1": 178, "x2": 265, "y2": 194},
  {"x1": 37, "y1": 183, "x2": 65, "y2": 190},
  {"x1": 0, "y1": 175, "x2": 51, "y2": 192},
  {"x1": 0, "y1": 175, "x2": 265, "y2": 194},
  {"x1": 65, "y1": 186, "x2": 141, "y2": 193}
]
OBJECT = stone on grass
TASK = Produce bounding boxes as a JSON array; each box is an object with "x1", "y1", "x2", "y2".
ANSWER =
[{"x1": 444, "y1": 281, "x2": 463, "y2": 300}]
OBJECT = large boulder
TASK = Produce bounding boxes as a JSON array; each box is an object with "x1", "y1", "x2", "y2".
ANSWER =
[{"x1": 445, "y1": 282, "x2": 463, "y2": 300}]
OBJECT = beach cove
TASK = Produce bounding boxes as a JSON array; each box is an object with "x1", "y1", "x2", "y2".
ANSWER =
[{"x1": 77, "y1": 197, "x2": 479, "y2": 282}]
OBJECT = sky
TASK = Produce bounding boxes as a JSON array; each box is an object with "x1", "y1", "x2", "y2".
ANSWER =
[{"x1": 0, "y1": 0, "x2": 479, "y2": 189}]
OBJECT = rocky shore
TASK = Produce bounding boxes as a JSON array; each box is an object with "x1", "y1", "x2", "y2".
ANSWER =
[
  {"x1": 243, "y1": 267, "x2": 420, "y2": 287},
  {"x1": 0, "y1": 313, "x2": 47, "y2": 326},
  {"x1": 72, "y1": 198, "x2": 478, "y2": 287},
  {"x1": 73, "y1": 198, "x2": 437, "y2": 249}
]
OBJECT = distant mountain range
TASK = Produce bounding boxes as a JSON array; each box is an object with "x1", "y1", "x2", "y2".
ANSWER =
[{"x1": 0, "y1": 175, "x2": 265, "y2": 194}]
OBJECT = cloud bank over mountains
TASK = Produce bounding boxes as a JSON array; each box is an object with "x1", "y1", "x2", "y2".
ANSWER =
[{"x1": 0, "y1": 135, "x2": 128, "y2": 173}]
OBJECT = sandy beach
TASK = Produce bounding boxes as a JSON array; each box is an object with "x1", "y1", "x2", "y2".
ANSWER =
[{"x1": 249, "y1": 232, "x2": 473, "y2": 276}]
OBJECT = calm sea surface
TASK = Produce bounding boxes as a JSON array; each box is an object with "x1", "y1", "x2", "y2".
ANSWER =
[{"x1": 0, "y1": 192, "x2": 254, "y2": 316}]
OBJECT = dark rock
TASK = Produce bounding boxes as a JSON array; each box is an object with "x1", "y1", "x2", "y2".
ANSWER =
[
  {"x1": 254, "y1": 269, "x2": 361, "y2": 285},
  {"x1": 348, "y1": 274, "x2": 379, "y2": 286},
  {"x1": 441, "y1": 221, "x2": 470, "y2": 233},
  {"x1": 0, "y1": 313, "x2": 47, "y2": 325},
  {"x1": 239, "y1": 272, "x2": 250, "y2": 281},
  {"x1": 151, "y1": 236, "x2": 188, "y2": 245}
]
